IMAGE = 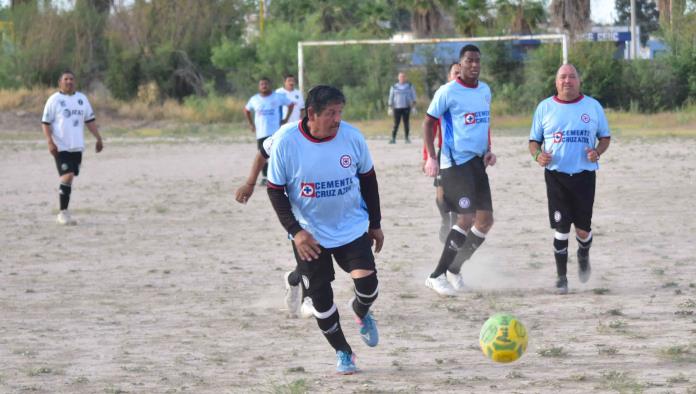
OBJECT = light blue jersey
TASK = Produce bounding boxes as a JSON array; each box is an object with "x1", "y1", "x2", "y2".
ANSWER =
[
  {"x1": 267, "y1": 121, "x2": 374, "y2": 248},
  {"x1": 530, "y1": 95, "x2": 611, "y2": 174},
  {"x1": 426, "y1": 79, "x2": 491, "y2": 169},
  {"x1": 245, "y1": 92, "x2": 293, "y2": 139}
]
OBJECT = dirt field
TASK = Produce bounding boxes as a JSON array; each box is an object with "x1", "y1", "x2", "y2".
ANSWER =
[{"x1": 1, "y1": 132, "x2": 695, "y2": 393}]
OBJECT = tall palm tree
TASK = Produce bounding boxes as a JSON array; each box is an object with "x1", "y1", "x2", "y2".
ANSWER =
[{"x1": 550, "y1": 0, "x2": 590, "y2": 38}]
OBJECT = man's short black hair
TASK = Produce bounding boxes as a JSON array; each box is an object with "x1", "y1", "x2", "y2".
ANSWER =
[
  {"x1": 284, "y1": 74, "x2": 295, "y2": 81},
  {"x1": 306, "y1": 85, "x2": 346, "y2": 115},
  {"x1": 259, "y1": 76, "x2": 271, "y2": 83},
  {"x1": 459, "y1": 44, "x2": 480, "y2": 60},
  {"x1": 59, "y1": 69, "x2": 75, "y2": 80}
]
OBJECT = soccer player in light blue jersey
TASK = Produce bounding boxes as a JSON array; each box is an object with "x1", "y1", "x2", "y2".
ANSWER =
[
  {"x1": 423, "y1": 44, "x2": 497, "y2": 296},
  {"x1": 266, "y1": 85, "x2": 384, "y2": 375},
  {"x1": 529, "y1": 63, "x2": 611, "y2": 295},
  {"x1": 244, "y1": 77, "x2": 294, "y2": 185}
]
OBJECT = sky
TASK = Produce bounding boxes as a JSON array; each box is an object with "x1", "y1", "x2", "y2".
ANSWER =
[{"x1": 0, "y1": 0, "x2": 618, "y2": 25}]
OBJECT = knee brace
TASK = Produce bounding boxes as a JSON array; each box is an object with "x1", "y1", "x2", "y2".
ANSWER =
[
  {"x1": 309, "y1": 281, "x2": 335, "y2": 319},
  {"x1": 353, "y1": 272, "x2": 379, "y2": 308},
  {"x1": 553, "y1": 231, "x2": 569, "y2": 254}
]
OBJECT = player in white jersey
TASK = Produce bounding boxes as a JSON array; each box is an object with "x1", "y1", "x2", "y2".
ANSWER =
[
  {"x1": 529, "y1": 64, "x2": 611, "y2": 294},
  {"x1": 423, "y1": 45, "x2": 497, "y2": 296},
  {"x1": 266, "y1": 85, "x2": 384, "y2": 375},
  {"x1": 244, "y1": 77, "x2": 294, "y2": 185},
  {"x1": 275, "y1": 74, "x2": 305, "y2": 123},
  {"x1": 41, "y1": 70, "x2": 104, "y2": 225},
  {"x1": 234, "y1": 125, "x2": 315, "y2": 319}
]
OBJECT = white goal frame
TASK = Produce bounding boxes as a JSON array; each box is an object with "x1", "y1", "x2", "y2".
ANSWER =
[{"x1": 297, "y1": 34, "x2": 568, "y2": 94}]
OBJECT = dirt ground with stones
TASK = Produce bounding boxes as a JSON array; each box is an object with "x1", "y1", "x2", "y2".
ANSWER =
[{"x1": 1, "y1": 131, "x2": 695, "y2": 393}]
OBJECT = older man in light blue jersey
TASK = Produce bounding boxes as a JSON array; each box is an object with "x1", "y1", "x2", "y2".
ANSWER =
[
  {"x1": 423, "y1": 44, "x2": 497, "y2": 296},
  {"x1": 529, "y1": 63, "x2": 611, "y2": 295},
  {"x1": 266, "y1": 85, "x2": 384, "y2": 375}
]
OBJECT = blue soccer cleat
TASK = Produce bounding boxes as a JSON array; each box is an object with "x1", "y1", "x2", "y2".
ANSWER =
[
  {"x1": 336, "y1": 350, "x2": 357, "y2": 375},
  {"x1": 349, "y1": 297, "x2": 379, "y2": 347}
]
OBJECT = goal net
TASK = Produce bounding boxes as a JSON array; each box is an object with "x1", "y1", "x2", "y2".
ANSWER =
[{"x1": 297, "y1": 34, "x2": 568, "y2": 120}]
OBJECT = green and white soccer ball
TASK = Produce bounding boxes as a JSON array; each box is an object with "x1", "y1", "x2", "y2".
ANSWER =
[{"x1": 479, "y1": 313, "x2": 528, "y2": 363}]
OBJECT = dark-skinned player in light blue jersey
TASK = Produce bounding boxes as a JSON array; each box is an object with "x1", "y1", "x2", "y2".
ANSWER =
[
  {"x1": 423, "y1": 44, "x2": 497, "y2": 297},
  {"x1": 266, "y1": 85, "x2": 384, "y2": 375},
  {"x1": 529, "y1": 63, "x2": 611, "y2": 295}
]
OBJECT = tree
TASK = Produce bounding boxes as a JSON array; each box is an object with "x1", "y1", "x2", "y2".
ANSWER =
[
  {"x1": 395, "y1": 0, "x2": 456, "y2": 37},
  {"x1": 550, "y1": 0, "x2": 591, "y2": 38},
  {"x1": 453, "y1": 0, "x2": 491, "y2": 36},
  {"x1": 615, "y1": 0, "x2": 659, "y2": 44},
  {"x1": 492, "y1": 0, "x2": 546, "y2": 35}
]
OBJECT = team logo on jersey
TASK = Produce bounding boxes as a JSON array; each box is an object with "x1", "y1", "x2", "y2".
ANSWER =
[
  {"x1": 59, "y1": 100, "x2": 66, "y2": 107},
  {"x1": 581, "y1": 113, "x2": 590, "y2": 123},
  {"x1": 300, "y1": 182, "x2": 316, "y2": 198},
  {"x1": 340, "y1": 155, "x2": 352, "y2": 168},
  {"x1": 464, "y1": 113, "x2": 476, "y2": 125},
  {"x1": 553, "y1": 131, "x2": 563, "y2": 143},
  {"x1": 63, "y1": 109, "x2": 71, "y2": 118},
  {"x1": 78, "y1": 99, "x2": 83, "y2": 105},
  {"x1": 458, "y1": 197, "x2": 471, "y2": 209},
  {"x1": 554, "y1": 210, "x2": 562, "y2": 223}
]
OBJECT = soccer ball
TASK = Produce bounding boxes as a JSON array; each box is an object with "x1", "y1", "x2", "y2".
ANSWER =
[{"x1": 479, "y1": 313, "x2": 528, "y2": 363}]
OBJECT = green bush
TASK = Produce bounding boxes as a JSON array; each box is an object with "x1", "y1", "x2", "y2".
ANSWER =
[
  {"x1": 620, "y1": 58, "x2": 681, "y2": 112},
  {"x1": 569, "y1": 42, "x2": 623, "y2": 108}
]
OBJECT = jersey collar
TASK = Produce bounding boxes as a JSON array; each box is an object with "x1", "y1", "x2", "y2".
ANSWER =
[
  {"x1": 553, "y1": 94, "x2": 584, "y2": 104},
  {"x1": 456, "y1": 77, "x2": 478, "y2": 88},
  {"x1": 299, "y1": 117, "x2": 337, "y2": 143}
]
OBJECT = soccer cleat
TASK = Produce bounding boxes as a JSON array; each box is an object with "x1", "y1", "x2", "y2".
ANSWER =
[
  {"x1": 556, "y1": 275, "x2": 568, "y2": 295},
  {"x1": 446, "y1": 271, "x2": 468, "y2": 292},
  {"x1": 336, "y1": 350, "x2": 357, "y2": 375},
  {"x1": 56, "y1": 210, "x2": 76, "y2": 226},
  {"x1": 349, "y1": 297, "x2": 379, "y2": 347},
  {"x1": 284, "y1": 271, "x2": 300, "y2": 318},
  {"x1": 388, "y1": 139, "x2": 396, "y2": 144},
  {"x1": 425, "y1": 274, "x2": 457, "y2": 297},
  {"x1": 577, "y1": 250, "x2": 591, "y2": 283},
  {"x1": 300, "y1": 296, "x2": 315, "y2": 319}
]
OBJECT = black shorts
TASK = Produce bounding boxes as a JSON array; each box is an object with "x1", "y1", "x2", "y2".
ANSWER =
[
  {"x1": 440, "y1": 157, "x2": 493, "y2": 213},
  {"x1": 545, "y1": 169, "x2": 596, "y2": 233},
  {"x1": 291, "y1": 233, "x2": 376, "y2": 293},
  {"x1": 54, "y1": 151, "x2": 82, "y2": 176}
]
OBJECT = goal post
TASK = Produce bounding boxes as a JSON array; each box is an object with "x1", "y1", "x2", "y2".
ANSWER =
[{"x1": 297, "y1": 34, "x2": 568, "y2": 95}]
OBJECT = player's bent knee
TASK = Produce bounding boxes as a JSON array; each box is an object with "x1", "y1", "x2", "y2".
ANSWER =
[
  {"x1": 353, "y1": 272, "x2": 379, "y2": 306},
  {"x1": 308, "y1": 281, "x2": 334, "y2": 313},
  {"x1": 350, "y1": 269, "x2": 374, "y2": 279}
]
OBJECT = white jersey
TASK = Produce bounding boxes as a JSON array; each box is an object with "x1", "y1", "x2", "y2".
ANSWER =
[
  {"x1": 267, "y1": 120, "x2": 374, "y2": 248},
  {"x1": 275, "y1": 87, "x2": 305, "y2": 123},
  {"x1": 245, "y1": 92, "x2": 293, "y2": 139},
  {"x1": 41, "y1": 91, "x2": 95, "y2": 152},
  {"x1": 530, "y1": 95, "x2": 611, "y2": 174}
]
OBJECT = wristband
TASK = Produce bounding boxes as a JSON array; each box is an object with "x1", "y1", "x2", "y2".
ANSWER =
[{"x1": 533, "y1": 149, "x2": 541, "y2": 161}]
